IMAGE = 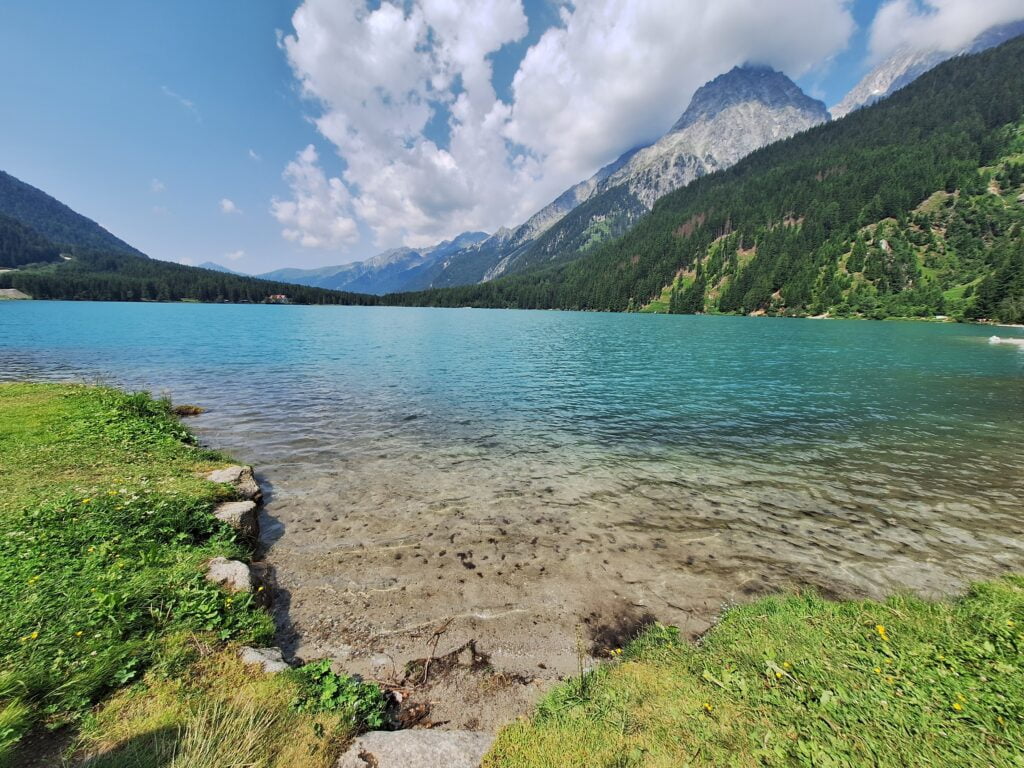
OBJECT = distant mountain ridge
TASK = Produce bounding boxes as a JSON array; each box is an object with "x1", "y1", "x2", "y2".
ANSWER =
[
  {"x1": 832, "y1": 19, "x2": 1024, "y2": 118},
  {"x1": 198, "y1": 261, "x2": 245, "y2": 275},
  {"x1": 258, "y1": 231, "x2": 488, "y2": 294}
]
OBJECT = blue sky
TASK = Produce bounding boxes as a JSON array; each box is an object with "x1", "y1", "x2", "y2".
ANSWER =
[{"x1": 0, "y1": 0, "x2": 1018, "y2": 273}]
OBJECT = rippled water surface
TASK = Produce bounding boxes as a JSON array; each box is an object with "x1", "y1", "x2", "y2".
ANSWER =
[{"x1": 3, "y1": 302, "x2": 1023, "y2": 683}]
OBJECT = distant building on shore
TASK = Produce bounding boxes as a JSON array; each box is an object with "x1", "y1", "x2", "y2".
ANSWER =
[{"x1": 267, "y1": 294, "x2": 290, "y2": 304}]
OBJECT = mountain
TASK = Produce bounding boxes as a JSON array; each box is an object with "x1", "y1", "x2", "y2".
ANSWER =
[
  {"x1": 832, "y1": 19, "x2": 1024, "y2": 118},
  {"x1": 0, "y1": 171, "x2": 376, "y2": 305},
  {"x1": 420, "y1": 65, "x2": 830, "y2": 287},
  {"x1": 384, "y1": 36, "x2": 1024, "y2": 325},
  {"x1": 0, "y1": 170, "x2": 142, "y2": 256},
  {"x1": 258, "y1": 231, "x2": 488, "y2": 295},
  {"x1": 0, "y1": 214, "x2": 62, "y2": 269},
  {"x1": 197, "y1": 261, "x2": 245, "y2": 275}
]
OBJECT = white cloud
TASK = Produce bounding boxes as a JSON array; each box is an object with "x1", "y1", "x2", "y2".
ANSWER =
[
  {"x1": 281, "y1": 0, "x2": 855, "y2": 251},
  {"x1": 150, "y1": 178, "x2": 165, "y2": 194},
  {"x1": 219, "y1": 198, "x2": 242, "y2": 214},
  {"x1": 225, "y1": 249, "x2": 245, "y2": 261},
  {"x1": 869, "y1": 0, "x2": 1024, "y2": 60},
  {"x1": 270, "y1": 144, "x2": 359, "y2": 248},
  {"x1": 161, "y1": 85, "x2": 201, "y2": 121},
  {"x1": 248, "y1": 148, "x2": 262, "y2": 162}
]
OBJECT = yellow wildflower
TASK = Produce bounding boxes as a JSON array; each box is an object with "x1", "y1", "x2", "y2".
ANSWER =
[
  {"x1": 703, "y1": 703, "x2": 713, "y2": 712},
  {"x1": 82, "y1": 498, "x2": 92, "y2": 504},
  {"x1": 874, "y1": 667, "x2": 882, "y2": 674},
  {"x1": 75, "y1": 631, "x2": 84, "y2": 637},
  {"x1": 875, "y1": 624, "x2": 888, "y2": 642},
  {"x1": 952, "y1": 701, "x2": 963, "y2": 712},
  {"x1": 783, "y1": 661, "x2": 792, "y2": 670},
  {"x1": 775, "y1": 671, "x2": 784, "y2": 679}
]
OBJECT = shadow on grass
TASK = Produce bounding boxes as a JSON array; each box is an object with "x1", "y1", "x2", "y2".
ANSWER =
[{"x1": 76, "y1": 726, "x2": 179, "y2": 768}]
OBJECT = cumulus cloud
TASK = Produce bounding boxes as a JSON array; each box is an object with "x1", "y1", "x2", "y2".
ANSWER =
[
  {"x1": 270, "y1": 144, "x2": 359, "y2": 248},
  {"x1": 219, "y1": 198, "x2": 242, "y2": 214},
  {"x1": 280, "y1": 0, "x2": 855, "y2": 251},
  {"x1": 869, "y1": 0, "x2": 1024, "y2": 60},
  {"x1": 150, "y1": 178, "x2": 165, "y2": 194},
  {"x1": 225, "y1": 249, "x2": 245, "y2": 261}
]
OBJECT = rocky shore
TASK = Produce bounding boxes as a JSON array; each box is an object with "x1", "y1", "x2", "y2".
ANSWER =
[{"x1": 201, "y1": 460, "x2": 500, "y2": 767}]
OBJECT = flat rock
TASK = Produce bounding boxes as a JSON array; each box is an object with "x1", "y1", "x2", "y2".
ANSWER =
[
  {"x1": 214, "y1": 500, "x2": 259, "y2": 539},
  {"x1": 336, "y1": 730, "x2": 495, "y2": 768},
  {"x1": 206, "y1": 465, "x2": 262, "y2": 503},
  {"x1": 205, "y1": 557, "x2": 253, "y2": 593},
  {"x1": 239, "y1": 646, "x2": 289, "y2": 674}
]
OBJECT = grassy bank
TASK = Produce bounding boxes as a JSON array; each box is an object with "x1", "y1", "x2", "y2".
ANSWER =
[
  {"x1": 485, "y1": 583, "x2": 1024, "y2": 767},
  {"x1": 0, "y1": 383, "x2": 382, "y2": 767}
]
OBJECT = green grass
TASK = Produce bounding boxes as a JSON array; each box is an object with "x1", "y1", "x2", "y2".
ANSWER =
[
  {"x1": 485, "y1": 582, "x2": 1024, "y2": 767},
  {"x1": 0, "y1": 383, "x2": 383, "y2": 766}
]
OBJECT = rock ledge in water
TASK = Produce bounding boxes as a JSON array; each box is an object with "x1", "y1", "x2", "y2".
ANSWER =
[
  {"x1": 205, "y1": 557, "x2": 252, "y2": 593},
  {"x1": 336, "y1": 730, "x2": 495, "y2": 768}
]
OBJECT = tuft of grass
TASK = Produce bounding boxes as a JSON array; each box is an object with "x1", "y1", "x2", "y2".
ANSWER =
[
  {"x1": 485, "y1": 582, "x2": 1024, "y2": 767},
  {"x1": 0, "y1": 383, "x2": 375, "y2": 766},
  {"x1": 76, "y1": 645, "x2": 357, "y2": 768}
]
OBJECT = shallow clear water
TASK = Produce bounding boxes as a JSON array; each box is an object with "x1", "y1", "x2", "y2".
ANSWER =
[{"x1": 3, "y1": 302, "x2": 1023, "y2": 678}]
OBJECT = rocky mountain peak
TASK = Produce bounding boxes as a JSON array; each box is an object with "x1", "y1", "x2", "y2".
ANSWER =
[{"x1": 672, "y1": 65, "x2": 829, "y2": 132}]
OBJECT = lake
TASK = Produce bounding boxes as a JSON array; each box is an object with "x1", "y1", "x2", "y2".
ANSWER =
[{"x1": 3, "y1": 301, "x2": 1023, "y2": 723}]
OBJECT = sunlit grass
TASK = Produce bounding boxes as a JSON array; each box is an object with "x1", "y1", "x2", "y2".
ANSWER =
[
  {"x1": 486, "y1": 581, "x2": 1024, "y2": 767},
  {"x1": 0, "y1": 383, "x2": 379, "y2": 766}
]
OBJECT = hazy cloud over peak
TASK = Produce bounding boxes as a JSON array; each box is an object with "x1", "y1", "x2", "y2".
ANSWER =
[{"x1": 868, "y1": 0, "x2": 1024, "y2": 60}]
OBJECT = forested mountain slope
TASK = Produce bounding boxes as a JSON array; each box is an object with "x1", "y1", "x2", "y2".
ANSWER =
[
  {"x1": 0, "y1": 171, "x2": 142, "y2": 256},
  {"x1": 383, "y1": 37, "x2": 1024, "y2": 324},
  {"x1": 0, "y1": 215, "x2": 62, "y2": 269},
  {"x1": 0, "y1": 171, "x2": 377, "y2": 305},
  {"x1": 0, "y1": 247, "x2": 378, "y2": 304}
]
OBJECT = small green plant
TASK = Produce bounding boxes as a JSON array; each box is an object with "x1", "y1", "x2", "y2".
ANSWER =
[{"x1": 291, "y1": 660, "x2": 387, "y2": 729}]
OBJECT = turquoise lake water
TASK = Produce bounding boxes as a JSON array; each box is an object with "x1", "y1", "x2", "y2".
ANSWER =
[{"x1": 2, "y1": 301, "x2": 1023, "y2": 676}]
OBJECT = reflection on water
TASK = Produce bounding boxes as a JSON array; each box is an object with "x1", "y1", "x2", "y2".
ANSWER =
[{"x1": 2, "y1": 302, "x2": 1023, "y2": 678}]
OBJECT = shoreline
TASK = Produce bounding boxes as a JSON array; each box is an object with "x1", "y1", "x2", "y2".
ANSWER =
[
  {"x1": 5, "y1": 295, "x2": 1024, "y2": 331},
  {"x1": 4, "y1": 381, "x2": 1024, "y2": 766}
]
